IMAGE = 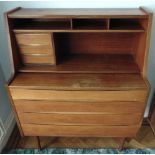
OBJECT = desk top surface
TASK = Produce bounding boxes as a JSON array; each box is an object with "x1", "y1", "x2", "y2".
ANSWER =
[{"x1": 8, "y1": 8, "x2": 148, "y2": 18}]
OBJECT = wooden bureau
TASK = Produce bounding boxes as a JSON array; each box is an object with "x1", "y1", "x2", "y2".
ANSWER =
[{"x1": 6, "y1": 7, "x2": 152, "y2": 149}]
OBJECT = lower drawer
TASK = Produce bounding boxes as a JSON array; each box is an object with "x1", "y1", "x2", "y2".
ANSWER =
[
  {"x1": 21, "y1": 124, "x2": 139, "y2": 137},
  {"x1": 19, "y1": 112, "x2": 141, "y2": 126}
]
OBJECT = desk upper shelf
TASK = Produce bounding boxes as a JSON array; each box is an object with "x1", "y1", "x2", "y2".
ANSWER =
[{"x1": 8, "y1": 8, "x2": 148, "y2": 19}]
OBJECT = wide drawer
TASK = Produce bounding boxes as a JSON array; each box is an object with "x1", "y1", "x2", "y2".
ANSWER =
[
  {"x1": 14, "y1": 100, "x2": 145, "y2": 114},
  {"x1": 15, "y1": 33, "x2": 51, "y2": 45},
  {"x1": 21, "y1": 124, "x2": 139, "y2": 137},
  {"x1": 10, "y1": 89, "x2": 147, "y2": 101},
  {"x1": 18, "y1": 112, "x2": 141, "y2": 126}
]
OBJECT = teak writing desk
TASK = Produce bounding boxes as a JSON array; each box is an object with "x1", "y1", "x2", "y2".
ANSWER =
[{"x1": 6, "y1": 7, "x2": 152, "y2": 150}]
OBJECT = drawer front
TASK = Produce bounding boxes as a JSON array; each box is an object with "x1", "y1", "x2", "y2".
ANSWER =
[
  {"x1": 15, "y1": 33, "x2": 56, "y2": 65},
  {"x1": 18, "y1": 112, "x2": 141, "y2": 126},
  {"x1": 15, "y1": 33, "x2": 51, "y2": 45},
  {"x1": 14, "y1": 100, "x2": 145, "y2": 114},
  {"x1": 21, "y1": 54, "x2": 55, "y2": 64},
  {"x1": 10, "y1": 89, "x2": 147, "y2": 102},
  {"x1": 19, "y1": 45, "x2": 52, "y2": 55},
  {"x1": 21, "y1": 124, "x2": 139, "y2": 137}
]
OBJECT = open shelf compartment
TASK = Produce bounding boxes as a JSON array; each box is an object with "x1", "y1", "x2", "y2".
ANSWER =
[
  {"x1": 72, "y1": 18, "x2": 108, "y2": 30},
  {"x1": 13, "y1": 18, "x2": 72, "y2": 30},
  {"x1": 13, "y1": 17, "x2": 146, "y2": 32},
  {"x1": 18, "y1": 31, "x2": 142, "y2": 73},
  {"x1": 109, "y1": 18, "x2": 144, "y2": 31}
]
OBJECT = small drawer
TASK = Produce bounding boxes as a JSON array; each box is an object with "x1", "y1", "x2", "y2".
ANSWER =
[
  {"x1": 21, "y1": 124, "x2": 139, "y2": 137},
  {"x1": 19, "y1": 45, "x2": 52, "y2": 55},
  {"x1": 15, "y1": 33, "x2": 51, "y2": 45},
  {"x1": 21, "y1": 54, "x2": 55, "y2": 65},
  {"x1": 18, "y1": 112, "x2": 141, "y2": 126}
]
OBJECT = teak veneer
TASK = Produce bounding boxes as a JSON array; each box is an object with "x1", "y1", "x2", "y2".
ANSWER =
[{"x1": 6, "y1": 7, "x2": 152, "y2": 150}]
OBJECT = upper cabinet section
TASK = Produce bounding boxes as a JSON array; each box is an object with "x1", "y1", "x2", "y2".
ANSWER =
[
  {"x1": 6, "y1": 7, "x2": 152, "y2": 77},
  {"x1": 8, "y1": 8, "x2": 149, "y2": 33}
]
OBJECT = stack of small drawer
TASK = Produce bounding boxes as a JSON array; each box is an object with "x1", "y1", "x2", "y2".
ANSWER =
[{"x1": 15, "y1": 33, "x2": 56, "y2": 65}]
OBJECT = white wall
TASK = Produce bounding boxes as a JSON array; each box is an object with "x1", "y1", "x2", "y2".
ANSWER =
[
  {"x1": 0, "y1": 0, "x2": 155, "y2": 151},
  {"x1": 0, "y1": 65, "x2": 15, "y2": 152}
]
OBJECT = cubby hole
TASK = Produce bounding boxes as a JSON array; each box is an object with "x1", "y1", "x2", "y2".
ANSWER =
[
  {"x1": 72, "y1": 19, "x2": 108, "y2": 30},
  {"x1": 49, "y1": 32, "x2": 141, "y2": 73},
  {"x1": 13, "y1": 18, "x2": 71, "y2": 30},
  {"x1": 110, "y1": 18, "x2": 144, "y2": 30}
]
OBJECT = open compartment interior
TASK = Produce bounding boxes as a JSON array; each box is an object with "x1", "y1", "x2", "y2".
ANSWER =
[
  {"x1": 12, "y1": 18, "x2": 146, "y2": 32},
  {"x1": 13, "y1": 18, "x2": 71, "y2": 30},
  {"x1": 15, "y1": 32, "x2": 145, "y2": 74},
  {"x1": 109, "y1": 18, "x2": 144, "y2": 30},
  {"x1": 52, "y1": 32, "x2": 140, "y2": 73},
  {"x1": 72, "y1": 19, "x2": 108, "y2": 30},
  {"x1": 54, "y1": 32, "x2": 137, "y2": 55}
]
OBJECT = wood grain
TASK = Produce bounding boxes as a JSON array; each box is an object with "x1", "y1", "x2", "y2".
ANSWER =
[
  {"x1": 19, "y1": 54, "x2": 140, "y2": 73},
  {"x1": 21, "y1": 54, "x2": 55, "y2": 64},
  {"x1": 15, "y1": 33, "x2": 56, "y2": 65},
  {"x1": 14, "y1": 100, "x2": 145, "y2": 114},
  {"x1": 15, "y1": 33, "x2": 52, "y2": 45},
  {"x1": 54, "y1": 33, "x2": 137, "y2": 54},
  {"x1": 10, "y1": 89, "x2": 147, "y2": 102},
  {"x1": 9, "y1": 73, "x2": 147, "y2": 90},
  {"x1": 6, "y1": 7, "x2": 151, "y2": 140},
  {"x1": 8, "y1": 8, "x2": 147, "y2": 19},
  {"x1": 21, "y1": 124, "x2": 139, "y2": 137},
  {"x1": 18, "y1": 45, "x2": 52, "y2": 55},
  {"x1": 6, "y1": 86, "x2": 24, "y2": 136},
  {"x1": 13, "y1": 29, "x2": 145, "y2": 33},
  {"x1": 19, "y1": 112, "x2": 141, "y2": 125}
]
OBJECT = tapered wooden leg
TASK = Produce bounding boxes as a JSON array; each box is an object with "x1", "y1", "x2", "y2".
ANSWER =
[
  {"x1": 36, "y1": 136, "x2": 42, "y2": 150},
  {"x1": 118, "y1": 138, "x2": 125, "y2": 151},
  {"x1": 43, "y1": 137, "x2": 58, "y2": 148}
]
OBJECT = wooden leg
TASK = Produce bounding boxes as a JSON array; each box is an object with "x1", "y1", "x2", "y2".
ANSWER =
[
  {"x1": 147, "y1": 118, "x2": 155, "y2": 136},
  {"x1": 36, "y1": 136, "x2": 42, "y2": 150},
  {"x1": 125, "y1": 138, "x2": 131, "y2": 143},
  {"x1": 43, "y1": 137, "x2": 58, "y2": 148},
  {"x1": 36, "y1": 137, "x2": 57, "y2": 150},
  {"x1": 118, "y1": 138, "x2": 126, "y2": 151}
]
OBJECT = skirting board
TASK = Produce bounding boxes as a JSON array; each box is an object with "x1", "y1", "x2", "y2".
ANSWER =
[{"x1": 0, "y1": 111, "x2": 15, "y2": 153}]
